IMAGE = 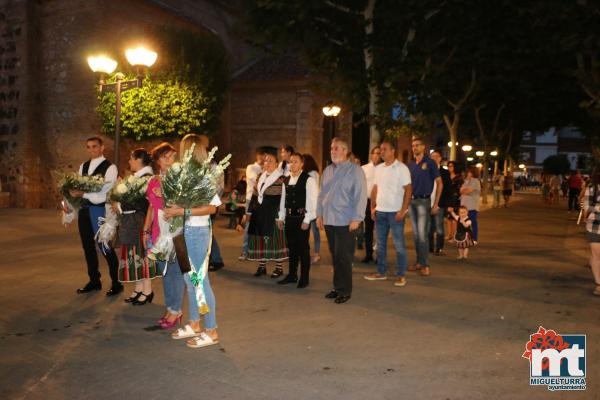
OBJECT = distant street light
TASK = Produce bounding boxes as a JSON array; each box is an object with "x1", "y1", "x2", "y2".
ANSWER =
[
  {"x1": 475, "y1": 150, "x2": 484, "y2": 156},
  {"x1": 88, "y1": 46, "x2": 157, "y2": 169},
  {"x1": 322, "y1": 101, "x2": 341, "y2": 168},
  {"x1": 490, "y1": 150, "x2": 498, "y2": 157},
  {"x1": 518, "y1": 163, "x2": 526, "y2": 169},
  {"x1": 447, "y1": 141, "x2": 459, "y2": 148},
  {"x1": 467, "y1": 156, "x2": 474, "y2": 162},
  {"x1": 462, "y1": 144, "x2": 472, "y2": 152},
  {"x1": 476, "y1": 163, "x2": 483, "y2": 168}
]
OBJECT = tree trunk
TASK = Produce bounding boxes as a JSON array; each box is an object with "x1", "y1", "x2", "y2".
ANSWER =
[
  {"x1": 443, "y1": 113, "x2": 459, "y2": 161},
  {"x1": 363, "y1": 0, "x2": 379, "y2": 149}
]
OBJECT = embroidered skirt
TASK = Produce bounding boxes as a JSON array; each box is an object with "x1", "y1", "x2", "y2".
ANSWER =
[
  {"x1": 454, "y1": 232, "x2": 474, "y2": 249},
  {"x1": 247, "y1": 225, "x2": 289, "y2": 261},
  {"x1": 118, "y1": 236, "x2": 160, "y2": 282}
]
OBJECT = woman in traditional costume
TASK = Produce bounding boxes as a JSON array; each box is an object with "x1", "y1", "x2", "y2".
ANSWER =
[
  {"x1": 245, "y1": 147, "x2": 288, "y2": 278},
  {"x1": 117, "y1": 149, "x2": 157, "y2": 305}
]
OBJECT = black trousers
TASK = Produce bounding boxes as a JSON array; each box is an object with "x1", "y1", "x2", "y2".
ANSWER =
[
  {"x1": 78, "y1": 207, "x2": 119, "y2": 287},
  {"x1": 285, "y1": 216, "x2": 311, "y2": 284},
  {"x1": 364, "y1": 199, "x2": 374, "y2": 258},
  {"x1": 324, "y1": 225, "x2": 355, "y2": 296},
  {"x1": 568, "y1": 188, "x2": 581, "y2": 211}
]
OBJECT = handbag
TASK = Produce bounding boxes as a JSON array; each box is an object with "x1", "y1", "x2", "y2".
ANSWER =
[{"x1": 173, "y1": 233, "x2": 191, "y2": 273}]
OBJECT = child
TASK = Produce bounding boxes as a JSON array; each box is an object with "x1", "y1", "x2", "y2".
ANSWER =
[{"x1": 448, "y1": 206, "x2": 475, "y2": 259}]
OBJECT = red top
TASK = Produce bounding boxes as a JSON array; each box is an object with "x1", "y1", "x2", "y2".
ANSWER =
[{"x1": 568, "y1": 175, "x2": 582, "y2": 190}]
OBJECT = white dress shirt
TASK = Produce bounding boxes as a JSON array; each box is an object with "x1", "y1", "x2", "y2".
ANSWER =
[
  {"x1": 373, "y1": 160, "x2": 411, "y2": 212},
  {"x1": 245, "y1": 162, "x2": 262, "y2": 202},
  {"x1": 134, "y1": 165, "x2": 154, "y2": 177},
  {"x1": 361, "y1": 162, "x2": 377, "y2": 199},
  {"x1": 279, "y1": 161, "x2": 291, "y2": 177},
  {"x1": 78, "y1": 156, "x2": 118, "y2": 204},
  {"x1": 288, "y1": 172, "x2": 318, "y2": 224},
  {"x1": 256, "y1": 169, "x2": 286, "y2": 221}
]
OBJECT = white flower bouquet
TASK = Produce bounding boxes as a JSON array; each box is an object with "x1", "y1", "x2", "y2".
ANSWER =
[
  {"x1": 55, "y1": 172, "x2": 105, "y2": 226},
  {"x1": 148, "y1": 145, "x2": 231, "y2": 262}
]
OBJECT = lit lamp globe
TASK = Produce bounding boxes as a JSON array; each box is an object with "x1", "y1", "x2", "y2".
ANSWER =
[
  {"x1": 447, "y1": 141, "x2": 459, "y2": 148},
  {"x1": 126, "y1": 46, "x2": 158, "y2": 67},
  {"x1": 461, "y1": 144, "x2": 472, "y2": 152},
  {"x1": 87, "y1": 55, "x2": 117, "y2": 74},
  {"x1": 476, "y1": 163, "x2": 483, "y2": 168},
  {"x1": 518, "y1": 163, "x2": 526, "y2": 169},
  {"x1": 475, "y1": 150, "x2": 484, "y2": 156},
  {"x1": 490, "y1": 150, "x2": 498, "y2": 157},
  {"x1": 322, "y1": 104, "x2": 341, "y2": 117},
  {"x1": 467, "y1": 156, "x2": 474, "y2": 162}
]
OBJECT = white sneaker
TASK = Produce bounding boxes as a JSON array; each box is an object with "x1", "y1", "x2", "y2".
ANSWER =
[
  {"x1": 364, "y1": 273, "x2": 387, "y2": 281},
  {"x1": 238, "y1": 254, "x2": 247, "y2": 261},
  {"x1": 311, "y1": 254, "x2": 321, "y2": 263}
]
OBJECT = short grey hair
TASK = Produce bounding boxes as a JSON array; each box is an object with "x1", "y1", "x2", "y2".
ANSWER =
[{"x1": 331, "y1": 137, "x2": 349, "y2": 151}]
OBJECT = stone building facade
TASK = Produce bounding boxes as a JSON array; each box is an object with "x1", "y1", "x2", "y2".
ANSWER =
[{"x1": 1, "y1": 0, "x2": 348, "y2": 208}]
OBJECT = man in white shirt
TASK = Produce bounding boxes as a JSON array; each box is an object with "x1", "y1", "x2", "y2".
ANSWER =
[
  {"x1": 360, "y1": 146, "x2": 382, "y2": 263},
  {"x1": 239, "y1": 147, "x2": 265, "y2": 259},
  {"x1": 364, "y1": 140, "x2": 412, "y2": 287},
  {"x1": 69, "y1": 136, "x2": 121, "y2": 296}
]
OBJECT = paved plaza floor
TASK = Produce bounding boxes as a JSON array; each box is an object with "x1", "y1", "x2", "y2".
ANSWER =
[{"x1": 1, "y1": 194, "x2": 598, "y2": 399}]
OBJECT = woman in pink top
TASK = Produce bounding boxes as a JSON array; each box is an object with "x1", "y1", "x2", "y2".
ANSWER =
[{"x1": 143, "y1": 143, "x2": 185, "y2": 329}]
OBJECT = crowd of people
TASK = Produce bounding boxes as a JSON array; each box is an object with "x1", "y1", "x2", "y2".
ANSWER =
[{"x1": 67, "y1": 133, "x2": 599, "y2": 350}]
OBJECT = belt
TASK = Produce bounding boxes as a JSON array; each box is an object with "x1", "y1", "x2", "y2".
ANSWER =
[{"x1": 412, "y1": 194, "x2": 431, "y2": 199}]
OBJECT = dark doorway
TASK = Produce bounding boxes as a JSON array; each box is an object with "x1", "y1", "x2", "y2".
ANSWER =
[{"x1": 352, "y1": 113, "x2": 370, "y2": 164}]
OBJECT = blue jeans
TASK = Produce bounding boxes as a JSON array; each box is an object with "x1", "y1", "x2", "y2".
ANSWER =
[
  {"x1": 310, "y1": 219, "x2": 321, "y2": 254},
  {"x1": 210, "y1": 236, "x2": 223, "y2": 263},
  {"x1": 184, "y1": 225, "x2": 217, "y2": 329},
  {"x1": 429, "y1": 209, "x2": 445, "y2": 252},
  {"x1": 375, "y1": 211, "x2": 407, "y2": 277},
  {"x1": 157, "y1": 259, "x2": 184, "y2": 315},
  {"x1": 468, "y1": 210, "x2": 478, "y2": 241},
  {"x1": 409, "y1": 198, "x2": 431, "y2": 266}
]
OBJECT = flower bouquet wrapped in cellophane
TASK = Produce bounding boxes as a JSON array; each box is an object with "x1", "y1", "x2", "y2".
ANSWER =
[
  {"x1": 95, "y1": 175, "x2": 151, "y2": 249},
  {"x1": 55, "y1": 172, "x2": 105, "y2": 226},
  {"x1": 149, "y1": 144, "x2": 231, "y2": 316},
  {"x1": 148, "y1": 145, "x2": 231, "y2": 262}
]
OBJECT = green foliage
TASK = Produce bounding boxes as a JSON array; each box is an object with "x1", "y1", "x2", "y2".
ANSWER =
[
  {"x1": 97, "y1": 28, "x2": 228, "y2": 140},
  {"x1": 543, "y1": 155, "x2": 572, "y2": 176}
]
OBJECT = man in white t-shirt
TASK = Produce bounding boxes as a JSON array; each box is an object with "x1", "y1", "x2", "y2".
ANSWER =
[
  {"x1": 240, "y1": 147, "x2": 265, "y2": 259},
  {"x1": 360, "y1": 146, "x2": 382, "y2": 263},
  {"x1": 364, "y1": 140, "x2": 412, "y2": 287}
]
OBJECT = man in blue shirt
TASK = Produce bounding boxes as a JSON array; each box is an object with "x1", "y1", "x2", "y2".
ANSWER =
[
  {"x1": 317, "y1": 137, "x2": 367, "y2": 303},
  {"x1": 407, "y1": 137, "x2": 442, "y2": 276}
]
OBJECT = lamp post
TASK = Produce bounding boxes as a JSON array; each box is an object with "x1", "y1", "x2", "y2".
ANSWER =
[
  {"x1": 88, "y1": 46, "x2": 157, "y2": 169},
  {"x1": 322, "y1": 101, "x2": 341, "y2": 168}
]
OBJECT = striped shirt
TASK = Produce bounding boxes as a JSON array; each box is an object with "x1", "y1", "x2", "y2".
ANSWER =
[{"x1": 584, "y1": 185, "x2": 600, "y2": 234}]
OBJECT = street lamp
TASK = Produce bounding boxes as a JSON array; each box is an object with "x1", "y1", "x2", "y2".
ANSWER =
[
  {"x1": 461, "y1": 144, "x2": 472, "y2": 152},
  {"x1": 88, "y1": 46, "x2": 157, "y2": 170},
  {"x1": 467, "y1": 156, "x2": 474, "y2": 162},
  {"x1": 475, "y1": 150, "x2": 484, "y2": 157},
  {"x1": 322, "y1": 101, "x2": 341, "y2": 168},
  {"x1": 490, "y1": 150, "x2": 498, "y2": 157},
  {"x1": 447, "y1": 141, "x2": 459, "y2": 148},
  {"x1": 518, "y1": 163, "x2": 526, "y2": 169}
]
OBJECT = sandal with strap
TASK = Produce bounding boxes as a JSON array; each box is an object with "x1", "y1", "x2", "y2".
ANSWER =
[
  {"x1": 186, "y1": 332, "x2": 219, "y2": 348},
  {"x1": 171, "y1": 324, "x2": 199, "y2": 340}
]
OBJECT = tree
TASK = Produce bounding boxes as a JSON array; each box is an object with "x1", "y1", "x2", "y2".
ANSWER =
[
  {"x1": 543, "y1": 155, "x2": 571, "y2": 176},
  {"x1": 242, "y1": 0, "x2": 430, "y2": 148}
]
